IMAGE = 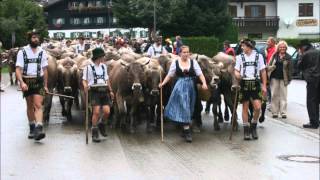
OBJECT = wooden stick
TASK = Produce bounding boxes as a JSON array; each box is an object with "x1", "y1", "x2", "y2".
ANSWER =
[
  {"x1": 229, "y1": 87, "x2": 239, "y2": 140},
  {"x1": 160, "y1": 71, "x2": 164, "y2": 142},
  {"x1": 17, "y1": 89, "x2": 75, "y2": 99},
  {"x1": 85, "y1": 66, "x2": 89, "y2": 145},
  {"x1": 46, "y1": 92, "x2": 75, "y2": 99}
]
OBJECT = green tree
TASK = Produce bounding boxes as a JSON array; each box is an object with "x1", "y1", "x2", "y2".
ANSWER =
[
  {"x1": 0, "y1": 0, "x2": 48, "y2": 49},
  {"x1": 112, "y1": 0, "x2": 236, "y2": 40}
]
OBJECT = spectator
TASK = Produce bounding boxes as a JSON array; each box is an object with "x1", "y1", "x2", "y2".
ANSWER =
[
  {"x1": 267, "y1": 40, "x2": 292, "y2": 119},
  {"x1": 164, "y1": 38, "x2": 173, "y2": 53},
  {"x1": 175, "y1": 36, "x2": 183, "y2": 54},
  {"x1": 298, "y1": 39, "x2": 320, "y2": 129}
]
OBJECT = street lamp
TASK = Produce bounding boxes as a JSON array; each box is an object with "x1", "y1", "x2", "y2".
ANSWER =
[{"x1": 107, "y1": 0, "x2": 112, "y2": 36}]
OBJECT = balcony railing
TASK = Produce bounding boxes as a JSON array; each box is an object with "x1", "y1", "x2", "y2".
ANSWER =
[{"x1": 232, "y1": 16, "x2": 279, "y2": 29}]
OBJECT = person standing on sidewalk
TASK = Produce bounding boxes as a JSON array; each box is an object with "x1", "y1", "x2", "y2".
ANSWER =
[
  {"x1": 267, "y1": 40, "x2": 292, "y2": 119},
  {"x1": 298, "y1": 39, "x2": 320, "y2": 129},
  {"x1": 234, "y1": 39, "x2": 267, "y2": 140},
  {"x1": 15, "y1": 30, "x2": 49, "y2": 141}
]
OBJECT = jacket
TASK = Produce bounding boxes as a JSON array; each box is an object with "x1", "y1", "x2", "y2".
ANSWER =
[
  {"x1": 298, "y1": 48, "x2": 320, "y2": 82},
  {"x1": 267, "y1": 52, "x2": 292, "y2": 86}
]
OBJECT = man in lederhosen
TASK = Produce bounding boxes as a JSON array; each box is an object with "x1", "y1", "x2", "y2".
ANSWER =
[
  {"x1": 234, "y1": 39, "x2": 267, "y2": 140},
  {"x1": 82, "y1": 48, "x2": 114, "y2": 143},
  {"x1": 15, "y1": 30, "x2": 49, "y2": 141}
]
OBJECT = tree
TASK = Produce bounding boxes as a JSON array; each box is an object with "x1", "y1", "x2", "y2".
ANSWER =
[
  {"x1": 112, "y1": 0, "x2": 236, "y2": 40},
  {"x1": 0, "y1": 0, "x2": 48, "y2": 49}
]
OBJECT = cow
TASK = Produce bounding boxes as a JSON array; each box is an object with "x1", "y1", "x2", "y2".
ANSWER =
[
  {"x1": 7, "y1": 48, "x2": 19, "y2": 85},
  {"x1": 109, "y1": 59, "x2": 150, "y2": 133},
  {"x1": 57, "y1": 58, "x2": 79, "y2": 121}
]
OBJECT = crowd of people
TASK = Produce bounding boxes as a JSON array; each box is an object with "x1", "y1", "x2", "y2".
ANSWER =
[{"x1": 0, "y1": 30, "x2": 319, "y2": 143}]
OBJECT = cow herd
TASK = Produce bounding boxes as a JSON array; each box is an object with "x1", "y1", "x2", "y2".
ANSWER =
[{"x1": 1, "y1": 41, "x2": 240, "y2": 133}]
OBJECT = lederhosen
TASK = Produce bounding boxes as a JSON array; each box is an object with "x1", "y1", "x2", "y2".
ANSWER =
[
  {"x1": 77, "y1": 45, "x2": 84, "y2": 54},
  {"x1": 239, "y1": 52, "x2": 262, "y2": 102},
  {"x1": 89, "y1": 64, "x2": 111, "y2": 106},
  {"x1": 152, "y1": 45, "x2": 163, "y2": 57},
  {"x1": 22, "y1": 49, "x2": 45, "y2": 97}
]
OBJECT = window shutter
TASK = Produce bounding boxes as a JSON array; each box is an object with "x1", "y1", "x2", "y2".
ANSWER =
[
  {"x1": 307, "y1": 3, "x2": 313, "y2": 16},
  {"x1": 260, "y1": 5, "x2": 266, "y2": 17},
  {"x1": 299, "y1": 4, "x2": 303, "y2": 16},
  {"x1": 245, "y1": 6, "x2": 251, "y2": 17}
]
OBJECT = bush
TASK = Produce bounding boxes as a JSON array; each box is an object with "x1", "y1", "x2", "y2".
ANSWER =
[
  {"x1": 181, "y1": 36, "x2": 221, "y2": 57},
  {"x1": 281, "y1": 38, "x2": 320, "y2": 48}
]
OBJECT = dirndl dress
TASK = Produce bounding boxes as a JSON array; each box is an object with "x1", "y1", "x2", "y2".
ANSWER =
[{"x1": 164, "y1": 59, "x2": 197, "y2": 124}]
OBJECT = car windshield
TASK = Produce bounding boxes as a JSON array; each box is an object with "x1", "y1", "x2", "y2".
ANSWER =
[
  {"x1": 287, "y1": 46, "x2": 296, "y2": 57},
  {"x1": 255, "y1": 43, "x2": 266, "y2": 54}
]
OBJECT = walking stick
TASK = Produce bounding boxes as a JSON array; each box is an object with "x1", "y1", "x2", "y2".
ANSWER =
[
  {"x1": 160, "y1": 71, "x2": 164, "y2": 142},
  {"x1": 229, "y1": 87, "x2": 239, "y2": 140},
  {"x1": 85, "y1": 67, "x2": 89, "y2": 144}
]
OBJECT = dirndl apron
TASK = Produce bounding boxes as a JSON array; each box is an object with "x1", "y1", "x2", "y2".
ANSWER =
[{"x1": 164, "y1": 59, "x2": 197, "y2": 124}]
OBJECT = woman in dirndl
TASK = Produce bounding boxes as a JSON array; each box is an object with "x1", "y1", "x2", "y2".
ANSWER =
[{"x1": 159, "y1": 46, "x2": 208, "y2": 143}]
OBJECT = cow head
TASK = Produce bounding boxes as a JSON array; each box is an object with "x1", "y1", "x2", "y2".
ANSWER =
[
  {"x1": 146, "y1": 66, "x2": 164, "y2": 97},
  {"x1": 120, "y1": 59, "x2": 150, "y2": 101},
  {"x1": 58, "y1": 61, "x2": 77, "y2": 94}
]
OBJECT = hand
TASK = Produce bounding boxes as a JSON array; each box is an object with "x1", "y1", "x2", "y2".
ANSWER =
[
  {"x1": 159, "y1": 82, "x2": 164, "y2": 89},
  {"x1": 20, "y1": 82, "x2": 28, "y2": 91},
  {"x1": 44, "y1": 86, "x2": 49, "y2": 93},
  {"x1": 202, "y1": 83, "x2": 208, "y2": 90},
  {"x1": 261, "y1": 85, "x2": 267, "y2": 97}
]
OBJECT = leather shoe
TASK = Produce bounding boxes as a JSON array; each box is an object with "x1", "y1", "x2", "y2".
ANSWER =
[{"x1": 303, "y1": 123, "x2": 319, "y2": 129}]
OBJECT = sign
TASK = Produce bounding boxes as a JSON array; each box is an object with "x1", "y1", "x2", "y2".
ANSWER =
[{"x1": 296, "y1": 19, "x2": 318, "y2": 26}]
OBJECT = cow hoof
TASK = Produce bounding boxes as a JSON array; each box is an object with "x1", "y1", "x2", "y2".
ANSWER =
[
  {"x1": 62, "y1": 110, "x2": 67, "y2": 116},
  {"x1": 218, "y1": 117, "x2": 223, "y2": 123},
  {"x1": 129, "y1": 128, "x2": 136, "y2": 134},
  {"x1": 214, "y1": 125, "x2": 221, "y2": 131}
]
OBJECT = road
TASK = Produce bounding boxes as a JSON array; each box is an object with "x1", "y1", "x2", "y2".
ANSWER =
[{"x1": 1, "y1": 75, "x2": 319, "y2": 180}]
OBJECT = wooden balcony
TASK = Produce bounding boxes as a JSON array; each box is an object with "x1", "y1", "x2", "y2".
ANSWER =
[{"x1": 232, "y1": 16, "x2": 279, "y2": 32}]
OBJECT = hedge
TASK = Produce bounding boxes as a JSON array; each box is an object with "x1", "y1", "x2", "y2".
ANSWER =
[
  {"x1": 281, "y1": 38, "x2": 320, "y2": 48},
  {"x1": 180, "y1": 36, "x2": 221, "y2": 57}
]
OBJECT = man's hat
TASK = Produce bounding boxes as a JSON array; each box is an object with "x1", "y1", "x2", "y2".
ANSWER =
[
  {"x1": 92, "y1": 48, "x2": 105, "y2": 61},
  {"x1": 27, "y1": 29, "x2": 40, "y2": 40}
]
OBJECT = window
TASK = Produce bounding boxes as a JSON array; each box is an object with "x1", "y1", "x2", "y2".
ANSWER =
[
  {"x1": 83, "y1": 17, "x2": 91, "y2": 25},
  {"x1": 96, "y1": 17, "x2": 104, "y2": 24},
  {"x1": 228, "y1": 5, "x2": 237, "y2": 17},
  {"x1": 245, "y1": 5, "x2": 265, "y2": 17},
  {"x1": 70, "y1": 18, "x2": 81, "y2": 25},
  {"x1": 248, "y1": 33, "x2": 262, "y2": 39},
  {"x1": 299, "y1": 3, "x2": 313, "y2": 17},
  {"x1": 53, "y1": 18, "x2": 65, "y2": 25}
]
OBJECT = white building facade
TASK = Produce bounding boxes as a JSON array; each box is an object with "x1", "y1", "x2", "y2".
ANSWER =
[
  {"x1": 229, "y1": 0, "x2": 320, "y2": 39},
  {"x1": 277, "y1": 0, "x2": 320, "y2": 38}
]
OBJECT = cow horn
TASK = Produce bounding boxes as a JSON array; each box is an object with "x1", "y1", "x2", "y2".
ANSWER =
[
  {"x1": 143, "y1": 59, "x2": 150, "y2": 66},
  {"x1": 120, "y1": 60, "x2": 128, "y2": 67}
]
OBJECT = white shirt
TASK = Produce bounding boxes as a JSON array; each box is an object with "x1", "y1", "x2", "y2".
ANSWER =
[
  {"x1": 16, "y1": 45, "x2": 48, "y2": 76},
  {"x1": 235, "y1": 51, "x2": 265, "y2": 79},
  {"x1": 75, "y1": 43, "x2": 85, "y2": 54},
  {"x1": 168, "y1": 59, "x2": 202, "y2": 77},
  {"x1": 82, "y1": 62, "x2": 108, "y2": 86},
  {"x1": 147, "y1": 44, "x2": 167, "y2": 58}
]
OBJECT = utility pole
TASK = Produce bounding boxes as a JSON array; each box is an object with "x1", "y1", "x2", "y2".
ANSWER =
[
  {"x1": 153, "y1": 0, "x2": 156, "y2": 39},
  {"x1": 107, "y1": 0, "x2": 112, "y2": 36}
]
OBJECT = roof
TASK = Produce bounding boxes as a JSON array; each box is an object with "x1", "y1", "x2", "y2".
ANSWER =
[{"x1": 42, "y1": 0, "x2": 63, "y2": 8}]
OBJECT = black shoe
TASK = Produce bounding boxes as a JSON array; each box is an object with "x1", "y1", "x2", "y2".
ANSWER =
[
  {"x1": 28, "y1": 124, "x2": 36, "y2": 139},
  {"x1": 272, "y1": 114, "x2": 278, "y2": 118},
  {"x1": 303, "y1": 123, "x2": 319, "y2": 129},
  {"x1": 0, "y1": 89, "x2": 4, "y2": 92},
  {"x1": 250, "y1": 123, "x2": 259, "y2": 140},
  {"x1": 259, "y1": 116, "x2": 265, "y2": 123},
  {"x1": 281, "y1": 114, "x2": 287, "y2": 119},
  {"x1": 92, "y1": 127, "x2": 101, "y2": 143},
  {"x1": 243, "y1": 126, "x2": 250, "y2": 140},
  {"x1": 34, "y1": 125, "x2": 46, "y2": 141},
  {"x1": 183, "y1": 129, "x2": 192, "y2": 143},
  {"x1": 98, "y1": 122, "x2": 108, "y2": 137}
]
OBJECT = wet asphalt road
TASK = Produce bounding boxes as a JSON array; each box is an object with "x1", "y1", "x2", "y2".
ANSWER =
[{"x1": 1, "y1": 78, "x2": 319, "y2": 180}]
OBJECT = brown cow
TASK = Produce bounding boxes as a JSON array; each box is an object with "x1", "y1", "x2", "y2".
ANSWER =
[{"x1": 109, "y1": 59, "x2": 150, "y2": 133}]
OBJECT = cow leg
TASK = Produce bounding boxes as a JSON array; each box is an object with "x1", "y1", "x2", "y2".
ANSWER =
[
  {"x1": 205, "y1": 100, "x2": 211, "y2": 114},
  {"x1": 66, "y1": 99, "x2": 73, "y2": 121},
  {"x1": 224, "y1": 98, "x2": 230, "y2": 121},
  {"x1": 218, "y1": 103, "x2": 223, "y2": 123},
  {"x1": 59, "y1": 96, "x2": 67, "y2": 116},
  {"x1": 212, "y1": 102, "x2": 220, "y2": 131},
  {"x1": 43, "y1": 94, "x2": 53, "y2": 124},
  {"x1": 9, "y1": 71, "x2": 13, "y2": 85},
  {"x1": 192, "y1": 96, "x2": 203, "y2": 130},
  {"x1": 225, "y1": 92, "x2": 239, "y2": 131},
  {"x1": 146, "y1": 105, "x2": 153, "y2": 133},
  {"x1": 259, "y1": 101, "x2": 266, "y2": 123},
  {"x1": 128, "y1": 105, "x2": 137, "y2": 134}
]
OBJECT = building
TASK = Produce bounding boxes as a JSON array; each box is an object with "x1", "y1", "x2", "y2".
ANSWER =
[
  {"x1": 44, "y1": 0, "x2": 148, "y2": 39},
  {"x1": 229, "y1": 0, "x2": 319, "y2": 39}
]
